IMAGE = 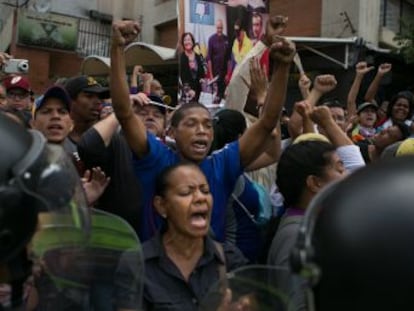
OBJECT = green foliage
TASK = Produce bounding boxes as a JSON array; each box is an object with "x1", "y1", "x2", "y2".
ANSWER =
[{"x1": 394, "y1": 19, "x2": 414, "y2": 64}]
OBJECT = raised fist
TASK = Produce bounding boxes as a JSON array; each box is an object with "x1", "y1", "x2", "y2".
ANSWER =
[
  {"x1": 294, "y1": 100, "x2": 313, "y2": 119},
  {"x1": 309, "y1": 106, "x2": 332, "y2": 125},
  {"x1": 112, "y1": 20, "x2": 140, "y2": 47},
  {"x1": 355, "y1": 61, "x2": 374, "y2": 75},
  {"x1": 313, "y1": 74, "x2": 337, "y2": 94},
  {"x1": 298, "y1": 74, "x2": 311, "y2": 90},
  {"x1": 378, "y1": 63, "x2": 392, "y2": 75},
  {"x1": 269, "y1": 36, "x2": 296, "y2": 64}
]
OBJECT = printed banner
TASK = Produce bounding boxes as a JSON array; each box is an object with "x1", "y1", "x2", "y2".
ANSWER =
[
  {"x1": 18, "y1": 9, "x2": 79, "y2": 51},
  {"x1": 178, "y1": 0, "x2": 269, "y2": 110}
]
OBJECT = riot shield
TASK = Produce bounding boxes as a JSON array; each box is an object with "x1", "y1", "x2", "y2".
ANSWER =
[
  {"x1": 28, "y1": 209, "x2": 143, "y2": 311},
  {"x1": 199, "y1": 265, "x2": 294, "y2": 311}
]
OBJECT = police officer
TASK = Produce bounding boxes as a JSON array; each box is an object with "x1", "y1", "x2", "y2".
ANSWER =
[
  {"x1": 291, "y1": 156, "x2": 414, "y2": 310},
  {"x1": 0, "y1": 113, "x2": 143, "y2": 310}
]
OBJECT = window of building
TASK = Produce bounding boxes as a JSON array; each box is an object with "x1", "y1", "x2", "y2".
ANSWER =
[
  {"x1": 77, "y1": 19, "x2": 111, "y2": 57},
  {"x1": 155, "y1": 19, "x2": 178, "y2": 49},
  {"x1": 381, "y1": 0, "x2": 414, "y2": 33}
]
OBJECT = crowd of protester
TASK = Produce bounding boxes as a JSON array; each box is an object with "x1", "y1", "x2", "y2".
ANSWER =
[{"x1": 1, "y1": 11, "x2": 414, "y2": 311}]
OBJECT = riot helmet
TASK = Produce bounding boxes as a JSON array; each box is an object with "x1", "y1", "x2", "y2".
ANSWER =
[
  {"x1": 291, "y1": 156, "x2": 414, "y2": 310},
  {"x1": 0, "y1": 112, "x2": 91, "y2": 308}
]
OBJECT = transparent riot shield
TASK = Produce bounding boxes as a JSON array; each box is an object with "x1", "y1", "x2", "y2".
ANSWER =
[
  {"x1": 0, "y1": 141, "x2": 143, "y2": 310},
  {"x1": 198, "y1": 265, "x2": 294, "y2": 311},
  {"x1": 29, "y1": 209, "x2": 143, "y2": 311}
]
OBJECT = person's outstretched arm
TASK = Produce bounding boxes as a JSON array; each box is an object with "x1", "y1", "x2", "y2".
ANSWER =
[
  {"x1": 110, "y1": 20, "x2": 149, "y2": 159},
  {"x1": 287, "y1": 75, "x2": 337, "y2": 140},
  {"x1": 347, "y1": 61, "x2": 374, "y2": 117},
  {"x1": 311, "y1": 106, "x2": 354, "y2": 147},
  {"x1": 238, "y1": 36, "x2": 295, "y2": 168},
  {"x1": 364, "y1": 63, "x2": 392, "y2": 102},
  {"x1": 298, "y1": 73, "x2": 311, "y2": 99}
]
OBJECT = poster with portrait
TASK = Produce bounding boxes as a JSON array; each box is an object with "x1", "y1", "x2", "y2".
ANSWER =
[{"x1": 178, "y1": 0, "x2": 269, "y2": 111}]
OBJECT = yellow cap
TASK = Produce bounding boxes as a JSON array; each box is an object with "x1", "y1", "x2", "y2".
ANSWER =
[
  {"x1": 396, "y1": 138, "x2": 414, "y2": 156},
  {"x1": 293, "y1": 133, "x2": 330, "y2": 145}
]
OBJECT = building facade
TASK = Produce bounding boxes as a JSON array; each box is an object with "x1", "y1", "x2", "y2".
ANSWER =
[
  {"x1": 1, "y1": 0, "x2": 412, "y2": 94},
  {"x1": 0, "y1": 0, "x2": 141, "y2": 93}
]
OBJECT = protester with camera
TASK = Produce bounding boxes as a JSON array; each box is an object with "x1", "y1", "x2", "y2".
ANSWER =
[
  {"x1": 2, "y1": 75, "x2": 32, "y2": 111},
  {"x1": 0, "y1": 52, "x2": 32, "y2": 119}
]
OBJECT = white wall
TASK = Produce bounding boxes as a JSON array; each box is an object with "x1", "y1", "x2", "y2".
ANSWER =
[
  {"x1": 321, "y1": 0, "x2": 360, "y2": 38},
  {"x1": 141, "y1": 0, "x2": 177, "y2": 44},
  {"x1": 321, "y1": 0, "x2": 381, "y2": 45},
  {"x1": 358, "y1": 0, "x2": 381, "y2": 46}
]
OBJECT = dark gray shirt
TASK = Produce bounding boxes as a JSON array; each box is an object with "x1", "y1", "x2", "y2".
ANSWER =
[{"x1": 143, "y1": 232, "x2": 248, "y2": 311}]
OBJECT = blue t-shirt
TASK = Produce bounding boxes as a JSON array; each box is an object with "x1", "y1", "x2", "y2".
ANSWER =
[
  {"x1": 132, "y1": 133, "x2": 243, "y2": 242},
  {"x1": 230, "y1": 175, "x2": 263, "y2": 263}
]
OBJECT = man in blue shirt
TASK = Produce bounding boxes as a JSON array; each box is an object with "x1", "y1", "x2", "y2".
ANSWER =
[{"x1": 109, "y1": 18, "x2": 295, "y2": 242}]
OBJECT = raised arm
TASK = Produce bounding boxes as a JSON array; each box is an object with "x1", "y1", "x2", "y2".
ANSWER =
[
  {"x1": 238, "y1": 36, "x2": 295, "y2": 168},
  {"x1": 142, "y1": 73, "x2": 153, "y2": 95},
  {"x1": 295, "y1": 100, "x2": 315, "y2": 134},
  {"x1": 245, "y1": 57, "x2": 279, "y2": 171},
  {"x1": 347, "y1": 61, "x2": 374, "y2": 117},
  {"x1": 110, "y1": 20, "x2": 149, "y2": 158},
  {"x1": 287, "y1": 74, "x2": 337, "y2": 140},
  {"x1": 298, "y1": 73, "x2": 311, "y2": 99},
  {"x1": 130, "y1": 65, "x2": 143, "y2": 94},
  {"x1": 364, "y1": 63, "x2": 392, "y2": 102},
  {"x1": 310, "y1": 106, "x2": 354, "y2": 147},
  {"x1": 287, "y1": 74, "x2": 311, "y2": 139}
]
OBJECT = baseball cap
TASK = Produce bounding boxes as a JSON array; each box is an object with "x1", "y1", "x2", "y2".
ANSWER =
[
  {"x1": 396, "y1": 138, "x2": 414, "y2": 157},
  {"x1": 357, "y1": 102, "x2": 378, "y2": 114},
  {"x1": 34, "y1": 85, "x2": 72, "y2": 114},
  {"x1": 3, "y1": 75, "x2": 31, "y2": 93},
  {"x1": 64, "y1": 76, "x2": 110, "y2": 100},
  {"x1": 147, "y1": 94, "x2": 175, "y2": 114},
  {"x1": 293, "y1": 133, "x2": 330, "y2": 144}
]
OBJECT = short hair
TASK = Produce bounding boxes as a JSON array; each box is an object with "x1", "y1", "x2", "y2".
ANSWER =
[
  {"x1": 276, "y1": 141, "x2": 336, "y2": 207},
  {"x1": 234, "y1": 18, "x2": 243, "y2": 29},
  {"x1": 211, "y1": 109, "x2": 246, "y2": 152},
  {"x1": 252, "y1": 12, "x2": 263, "y2": 24},
  {"x1": 170, "y1": 102, "x2": 210, "y2": 128},
  {"x1": 393, "y1": 121, "x2": 411, "y2": 140},
  {"x1": 154, "y1": 161, "x2": 203, "y2": 197},
  {"x1": 320, "y1": 98, "x2": 345, "y2": 110}
]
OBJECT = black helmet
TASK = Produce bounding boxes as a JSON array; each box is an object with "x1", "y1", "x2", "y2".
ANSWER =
[
  {"x1": 0, "y1": 113, "x2": 92, "y2": 307},
  {"x1": 291, "y1": 156, "x2": 414, "y2": 310},
  {"x1": 0, "y1": 113, "x2": 47, "y2": 264}
]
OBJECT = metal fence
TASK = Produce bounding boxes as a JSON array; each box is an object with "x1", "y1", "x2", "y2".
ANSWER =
[{"x1": 76, "y1": 18, "x2": 111, "y2": 57}]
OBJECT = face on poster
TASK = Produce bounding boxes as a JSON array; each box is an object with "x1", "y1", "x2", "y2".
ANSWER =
[{"x1": 178, "y1": 0, "x2": 269, "y2": 108}]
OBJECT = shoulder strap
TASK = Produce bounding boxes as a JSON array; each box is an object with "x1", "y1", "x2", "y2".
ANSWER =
[{"x1": 214, "y1": 241, "x2": 227, "y2": 281}]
